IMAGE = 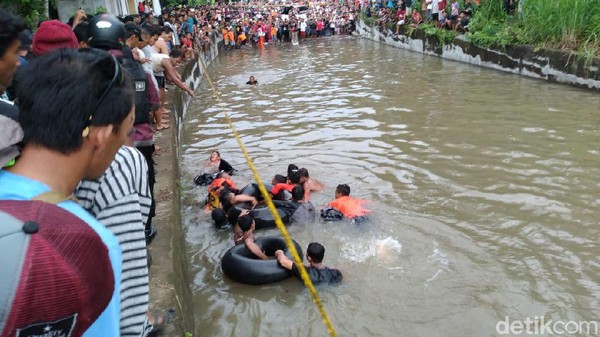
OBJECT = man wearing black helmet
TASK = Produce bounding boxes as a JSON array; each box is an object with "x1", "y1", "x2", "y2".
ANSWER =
[{"x1": 85, "y1": 13, "x2": 159, "y2": 337}]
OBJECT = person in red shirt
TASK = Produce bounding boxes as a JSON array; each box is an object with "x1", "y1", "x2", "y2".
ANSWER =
[{"x1": 324, "y1": 184, "x2": 370, "y2": 219}]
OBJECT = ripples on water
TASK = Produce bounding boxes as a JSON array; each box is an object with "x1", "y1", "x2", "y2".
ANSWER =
[{"x1": 180, "y1": 36, "x2": 600, "y2": 336}]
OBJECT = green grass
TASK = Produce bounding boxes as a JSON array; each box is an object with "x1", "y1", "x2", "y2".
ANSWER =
[
  {"x1": 360, "y1": 0, "x2": 599, "y2": 57},
  {"x1": 468, "y1": 0, "x2": 600, "y2": 57}
]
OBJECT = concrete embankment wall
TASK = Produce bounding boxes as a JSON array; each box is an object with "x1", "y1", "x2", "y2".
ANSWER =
[
  {"x1": 149, "y1": 33, "x2": 220, "y2": 337},
  {"x1": 356, "y1": 20, "x2": 600, "y2": 91}
]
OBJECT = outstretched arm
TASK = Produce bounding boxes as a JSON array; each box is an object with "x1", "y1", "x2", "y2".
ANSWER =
[
  {"x1": 304, "y1": 178, "x2": 325, "y2": 193},
  {"x1": 275, "y1": 249, "x2": 293, "y2": 270},
  {"x1": 232, "y1": 194, "x2": 258, "y2": 207},
  {"x1": 162, "y1": 59, "x2": 194, "y2": 96}
]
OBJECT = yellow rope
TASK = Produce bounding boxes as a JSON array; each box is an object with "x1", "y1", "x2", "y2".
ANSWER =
[{"x1": 197, "y1": 55, "x2": 339, "y2": 337}]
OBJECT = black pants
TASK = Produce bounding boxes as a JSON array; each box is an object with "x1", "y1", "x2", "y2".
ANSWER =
[{"x1": 136, "y1": 144, "x2": 156, "y2": 231}]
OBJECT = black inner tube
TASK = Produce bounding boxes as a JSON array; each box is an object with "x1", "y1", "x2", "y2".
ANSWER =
[{"x1": 221, "y1": 237, "x2": 303, "y2": 285}]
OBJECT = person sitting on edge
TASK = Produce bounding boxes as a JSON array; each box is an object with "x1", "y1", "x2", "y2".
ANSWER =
[
  {"x1": 235, "y1": 214, "x2": 269, "y2": 260},
  {"x1": 246, "y1": 75, "x2": 258, "y2": 85},
  {"x1": 324, "y1": 184, "x2": 370, "y2": 219},
  {"x1": 275, "y1": 242, "x2": 342, "y2": 285},
  {"x1": 273, "y1": 185, "x2": 316, "y2": 224},
  {"x1": 208, "y1": 150, "x2": 235, "y2": 174}
]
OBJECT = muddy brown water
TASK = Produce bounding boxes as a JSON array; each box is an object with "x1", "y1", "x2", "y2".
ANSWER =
[{"x1": 179, "y1": 36, "x2": 600, "y2": 337}]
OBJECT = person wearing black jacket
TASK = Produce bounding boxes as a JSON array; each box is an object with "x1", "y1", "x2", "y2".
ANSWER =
[{"x1": 209, "y1": 150, "x2": 235, "y2": 174}]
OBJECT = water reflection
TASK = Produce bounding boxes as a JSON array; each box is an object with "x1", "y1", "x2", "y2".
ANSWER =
[{"x1": 180, "y1": 36, "x2": 600, "y2": 336}]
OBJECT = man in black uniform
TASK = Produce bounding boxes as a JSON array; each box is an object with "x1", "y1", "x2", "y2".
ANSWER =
[
  {"x1": 275, "y1": 242, "x2": 342, "y2": 285},
  {"x1": 88, "y1": 14, "x2": 158, "y2": 242}
]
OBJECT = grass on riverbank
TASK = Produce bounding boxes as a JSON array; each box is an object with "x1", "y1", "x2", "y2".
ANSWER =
[
  {"x1": 468, "y1": 0, "x2": 600, "y2": 58},
  {"x1": 361, "y1": 0, "x2": 600, "y2": 58}
]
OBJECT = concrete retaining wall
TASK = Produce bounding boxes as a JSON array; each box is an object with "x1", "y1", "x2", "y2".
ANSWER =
[
  {"x1": 152, "y1": 33, "x2": 220, "y2": 337},
  {"x1": 356, "y1": 20, "x2": 600, "y2": 91}
]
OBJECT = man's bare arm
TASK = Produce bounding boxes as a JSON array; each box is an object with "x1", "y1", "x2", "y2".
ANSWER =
[{"x1": 162, "y1": 59, "x2": 194, "y2": 96}]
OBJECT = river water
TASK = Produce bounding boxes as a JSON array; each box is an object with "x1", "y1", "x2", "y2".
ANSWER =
[{"x1": 179, "y1": 36, "x2": 600, "y2": 337}]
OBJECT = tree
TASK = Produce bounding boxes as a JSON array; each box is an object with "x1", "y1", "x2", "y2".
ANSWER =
[{"x1": 3, "y1": 0, "x2": 50, "y2": 29}]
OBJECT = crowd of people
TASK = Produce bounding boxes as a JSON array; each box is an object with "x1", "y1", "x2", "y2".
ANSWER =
[
  {"x1": 0, "y1": 6, "x2": 203, "y2": 337},
  {"x1": 366, "y1": 0, "x2": 479, "y2": 35},
  {"x1": 214, "y1": 2, "x2": 358, "y2": 49},
  {"x1": 0, "y1": 1, "x2": 372, "y2": 336}
]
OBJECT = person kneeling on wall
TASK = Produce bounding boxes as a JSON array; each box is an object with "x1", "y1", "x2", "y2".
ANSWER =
[{"x1": 275, "y1": 242, "x2": 342, "y2": 285}]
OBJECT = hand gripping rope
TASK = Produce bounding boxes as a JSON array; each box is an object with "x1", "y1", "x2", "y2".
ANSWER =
[{"x1": 197, "y1": 54, "x2": 339, "y2": 337}]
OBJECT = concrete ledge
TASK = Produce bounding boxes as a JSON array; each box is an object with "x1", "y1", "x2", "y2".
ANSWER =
[
  {"x1": 357, "y1": 20, "x2": 600, "y2": 90},
  {"x1": 148, "y1": 35, "x2": 220, "y2": 337}
]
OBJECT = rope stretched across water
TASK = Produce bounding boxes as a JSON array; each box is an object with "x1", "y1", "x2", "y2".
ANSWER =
[{"x1": 196, "y1": 54, "x2": 339, "y2": 337}]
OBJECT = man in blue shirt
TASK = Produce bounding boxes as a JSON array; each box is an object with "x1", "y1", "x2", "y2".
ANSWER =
[{"x1": 0, "y1": 48, "x2": 135, "y2": 336}]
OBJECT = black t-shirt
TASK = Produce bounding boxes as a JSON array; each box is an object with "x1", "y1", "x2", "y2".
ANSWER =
[
  {"x1": 246, "y1": 80, "x2": 258, "y2": 85},
  {"x1": 291, "y1": 263, "x2": 343, "y2": 285},
  {"x1": 272, "y1": 200, "x2": 300, "y2": 218},
  {"x1": 122, "y1": 45, "x2": 134, "y2": 61},
  {"x1": 0, "y1": 99, "x2": 19, "y2": 121},
  {"x1": 219, "y1": 158, "x2": 235, "y2": 174}
]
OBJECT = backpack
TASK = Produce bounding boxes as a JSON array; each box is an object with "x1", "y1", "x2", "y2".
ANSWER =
[
  {"x1": 0, "y1": 191, "x2": 114, "y2": 337},
  {"x1": 193, "y1": 172, "x2": 217, "y2": 186},
  {"x1": 0, "y1": 103, "x2": 22, "y2": 168}
]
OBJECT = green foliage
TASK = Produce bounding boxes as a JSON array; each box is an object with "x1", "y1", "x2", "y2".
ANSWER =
[
  {"x1": 95, "y1": 6, "x2": 108, "y2": 14},
  {"x1": 421, "y1": 22, "x2": 458, "y2": 45},
  {"x1": 411, "y1": 0, "x2": 422, "y2": 11},
  {"x1": 188, "y1": 0, "x2": 211, "y2": 5},
  {"x1": 360, "y1": 11, "x2": 377, "y2": 27},
  {"x1": 467, "y1": 0, "x2": 600, "y2": 57},
  {"x1": 3, "y1": 0, "x2": 47, "y2": 29}
]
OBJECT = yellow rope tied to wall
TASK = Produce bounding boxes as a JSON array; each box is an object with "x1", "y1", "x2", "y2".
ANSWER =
[{"x1": 197, "y1": 55, "x2": 339, "y2": 337}]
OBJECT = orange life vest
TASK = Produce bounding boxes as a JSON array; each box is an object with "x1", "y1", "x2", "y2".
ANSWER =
[
  {"x1": 271, "y1": 183, "x2": 295, "y2": 195},
  {"x1": 326, "y1": 196, "x2": 370, "y2": 218},
  {"x1": 206, "y1": 178, "x2": 237, "y2": 210}
]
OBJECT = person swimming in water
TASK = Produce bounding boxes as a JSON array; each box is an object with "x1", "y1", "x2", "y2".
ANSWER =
[
  {"x1": 298, "y1": 167, "x2": 325, "y2": 201},
  {"x1": 208, "y1": 150, "x2": 235, "y2": 174},
  {"x1": 246, "y1": 76, "x2": 258, "y2": 85},
  {"x1": 322, "y1": 184, "x2": 370, "y2": 220}
]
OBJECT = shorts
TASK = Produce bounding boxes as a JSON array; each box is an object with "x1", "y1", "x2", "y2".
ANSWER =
[
  {"x1": 432, "y1": 13, "x2": 439, "y2": 21},
  {"x1": 155, "y1": 75, "x2": 165, "y2": 89}
]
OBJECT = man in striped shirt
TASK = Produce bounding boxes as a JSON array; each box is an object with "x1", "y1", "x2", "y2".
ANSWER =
[{"x1": 76, "y1": 145, "x2": 153, "y2": 337}]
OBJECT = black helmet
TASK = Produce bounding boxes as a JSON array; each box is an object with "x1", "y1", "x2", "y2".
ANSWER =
[{"x1": 88, "y1": 14, "x2": 125, "y2": 50}]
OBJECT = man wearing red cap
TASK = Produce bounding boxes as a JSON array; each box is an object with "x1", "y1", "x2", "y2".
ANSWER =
[{"x1": 31, "y1": 20, "x2": 79, "y2": 56}]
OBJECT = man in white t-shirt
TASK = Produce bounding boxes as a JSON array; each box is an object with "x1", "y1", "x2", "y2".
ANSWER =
[
  {"x1": 431, "y1": 0, "x2": 441, "y2": 27},
  {"x1": 299, "y1": 18, "x2": 307, "y2": 39}
]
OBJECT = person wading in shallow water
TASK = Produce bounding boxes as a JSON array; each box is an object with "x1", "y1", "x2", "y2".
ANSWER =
[{"x1": 246, "y1": 75, "x2": 258, "y2": 85}]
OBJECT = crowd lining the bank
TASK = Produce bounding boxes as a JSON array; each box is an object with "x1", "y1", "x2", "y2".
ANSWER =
[{"x1": 0, "y1": 2, "x2": 370, "y2": 336}]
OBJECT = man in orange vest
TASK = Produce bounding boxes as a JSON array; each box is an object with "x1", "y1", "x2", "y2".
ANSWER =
[{"x1": 323, "y1": 184, "x2": 370, "y2": 220}]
